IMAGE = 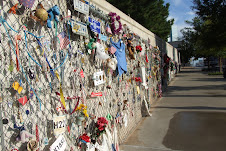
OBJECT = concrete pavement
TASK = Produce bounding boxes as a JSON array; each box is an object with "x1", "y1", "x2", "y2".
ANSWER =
[{"x1": 121, "y1": 68, "x2": 226, "y2": 151}]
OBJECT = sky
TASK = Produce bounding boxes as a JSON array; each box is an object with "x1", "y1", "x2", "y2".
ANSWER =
[{"x1": 164, "y1": 0, "x2": 196, "y2": 40}]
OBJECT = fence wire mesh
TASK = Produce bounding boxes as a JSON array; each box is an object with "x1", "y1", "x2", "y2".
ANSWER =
[{"x1": 0, "y1": 0, "x2": 162, "y2": 150}]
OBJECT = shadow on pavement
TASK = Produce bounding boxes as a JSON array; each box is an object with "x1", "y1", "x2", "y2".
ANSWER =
[
  {"x1": 179, "y1": 70, "x2": 202, "y2": 73},
  {"x1": 152, "y1": 106, "x2": 226, "y2": 111},
  {"x1": 167, "y1": 84, "x2": 226, "y2": 92},
  {"x1": 163, "y1": 111, "x2": 226, "y2": 151},
  {"x1": 166, "y1": 94, "x2": 226, "y2": 97},
  {"x1": 192, "y1": 78, "x2": 226, "y2": 82}
]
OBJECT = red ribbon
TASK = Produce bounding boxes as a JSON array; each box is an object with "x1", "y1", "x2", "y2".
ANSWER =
[
  {"x1": 36, "y1": 124, "x2": 39, "y2": 151},
  {"x1": 15, "y1": 35, "x2": 21, "y2": 71},
  {"x1": 146, "y1": 54, "x2": 149, "y2": 63},
  {"x1": 55, "y1": 92, "x2": 80, "y2": 115}
]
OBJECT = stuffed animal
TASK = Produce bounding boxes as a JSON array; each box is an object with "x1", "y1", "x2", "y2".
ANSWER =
[
  {"x1": 8, "y1": 3, "x2": 19, "y2": 14},
  {"x1": 14, "y1": 124, "x2": 35, "y2": 143},
  {"x1": 27, "y1": 139, "x2": 38, "y2": 151},
  {"x1": 107, "y1": 58, "x2": 117, "y2": 70},
  {"x1": 47, "y1": 5, "x2": 60, "y2": 28},
  {"x1": 30, "y1": 3, "x2": 49, "y2": 26},
  {"x1": 127, "y1": 39, "x2": 135, "y2": 59},
  {"x1": 87, "y1": 38, "x2": 96, "y2": 50}
]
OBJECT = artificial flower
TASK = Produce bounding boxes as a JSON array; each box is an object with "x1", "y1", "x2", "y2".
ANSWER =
[{"x1": 79, "y1": 133, "x2": 90, "y2": 143}]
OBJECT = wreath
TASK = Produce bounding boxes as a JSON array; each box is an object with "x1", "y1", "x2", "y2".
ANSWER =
[{"x1": 109, "y1": 12, "x2": 122, "y2": 35}]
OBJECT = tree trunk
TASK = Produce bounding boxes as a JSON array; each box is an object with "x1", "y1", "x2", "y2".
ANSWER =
[{"x1": 219, "y1": 57, "x2": 222, "y2": 73}]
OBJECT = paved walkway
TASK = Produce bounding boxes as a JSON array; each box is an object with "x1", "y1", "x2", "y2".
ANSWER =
[{"x1": 121, "y1": 68, "x2": 226, "y2": 151}]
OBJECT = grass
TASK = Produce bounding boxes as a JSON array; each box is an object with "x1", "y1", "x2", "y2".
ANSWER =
[{"x1": 208, "y1": 72, "x2": 223, "y2": 75}]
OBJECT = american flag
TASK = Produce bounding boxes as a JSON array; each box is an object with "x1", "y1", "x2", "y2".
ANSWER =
[
  {"x1": 57, "y1": 32, "x2": 70, "y2": 50},
  {"x1": 106, "y1": 23, "x2": 112, "y2": 34}
]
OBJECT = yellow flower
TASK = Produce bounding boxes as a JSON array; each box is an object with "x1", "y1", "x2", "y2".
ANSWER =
[
  {"x1": 76, "y1": 106, "x2": 82, "y2": 111},
  {"x1": 83, "y1": 109, "x2": 89, "y2": 117},
  {"x1": 76, "y1": 104, "x2": 87, "y2": 111}
]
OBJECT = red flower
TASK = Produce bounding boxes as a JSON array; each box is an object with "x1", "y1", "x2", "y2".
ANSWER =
[
  {"x1": 97, "y1": 117, "x2": 108, "y2": 125},
  {"x1": 96, "y1": 117, "x2": 108, "y2": 132},
  {"x1": 136, "y1": 45, "x2": 142, "y2": 52},
  {"x1": 135, "y1": 77, "x2": 142, "y2": 82},
  {"x1": 98, "y1": 126, "x2": 104, "y2": 131},
  {"x1": 79, "y1": 133, "x2": 90, "y2": 142}
]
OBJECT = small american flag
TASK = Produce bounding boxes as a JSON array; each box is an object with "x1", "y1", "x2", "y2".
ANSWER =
[
  {"x1": 57, "y1": 32, "x2": 70, "y2": 50},
  {"x1": 106, "y1": 23, "x2": 112, "y2": 34}
]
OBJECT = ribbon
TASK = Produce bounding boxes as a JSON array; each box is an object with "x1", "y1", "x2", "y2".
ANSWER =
[
  {"x1": 1, "y1": 17, "x2": 42, "y2": 110},
  {"x1": 60, "y1": 85, "x2": 66, "y2": 109},
  {"x1": 36, "y1": 38, "x2": 55, "y2": 78},
  {"x1": 55, "y1": 92, "x2": 80, "y2": 115},
  {"x1": 15, "y1": 35, "x2": 21, "y2": 71},
  {"x1": 36, "y1": 124, "x2": 39, "y2": 150}
]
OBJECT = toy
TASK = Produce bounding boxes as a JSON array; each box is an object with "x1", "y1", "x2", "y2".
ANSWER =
[
  {"x1": 47, "y1": 5, "x2": 60, "y2": 28},
  {"x1": 87, "y1": 38, "x2": 96, "y2": 50},
  {"x1": 27, "y1": 139, "x2": 38, "y2": 151},
  {"x1": 95, "y1": 42, "x2": 110, "y2": 60},
  {"x1": 8, "y1": 3, "x2": 19, "y2": 14},
  {"x1": 30, "y1": 3, "x2": 49, "y2": 26},
  {"x1": 107, "y1": 58, "x2": 117, "y2": 70},
  {"x1": 14, "y1": 124, "x2": 35, "y2": 143},
  {"x1": 127, "y1": 39, "x2": 135, "y2": 59}
]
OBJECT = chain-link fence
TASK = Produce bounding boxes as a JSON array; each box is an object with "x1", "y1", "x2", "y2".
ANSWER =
[{"x1": 0, "y1": 0, "x2": 162, "y2": 150}]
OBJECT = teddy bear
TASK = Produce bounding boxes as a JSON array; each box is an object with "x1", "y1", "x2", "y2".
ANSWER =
[
  {"x1": 47, "y1": 5, "x2": 60, "y2": 28},
  {"x1": 127, "y1": 39, "x2": 135, "y2": 59}
]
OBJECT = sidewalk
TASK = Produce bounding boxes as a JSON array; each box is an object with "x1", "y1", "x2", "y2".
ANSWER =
[{"x1": 121, "y1": 68, "x2": 226, "y2": 151}]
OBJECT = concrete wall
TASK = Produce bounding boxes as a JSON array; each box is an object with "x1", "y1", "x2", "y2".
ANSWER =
[{"x1": 90, "y1": 0, "x2": 178, "y2": 61}]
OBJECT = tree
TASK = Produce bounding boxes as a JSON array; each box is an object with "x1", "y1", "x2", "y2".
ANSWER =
[
  {"x1": 178, "y1": 28, "x2": 197, "y2": 64},
  {"x1": 192, "y1": 0, "x2": 226, "y2": 50},
  {"x1": 106, "y1": 0, "x2": 174, "y2": 41},
  {"x1": 179, "y1": 0, "x2": 226, "y2": 70}
]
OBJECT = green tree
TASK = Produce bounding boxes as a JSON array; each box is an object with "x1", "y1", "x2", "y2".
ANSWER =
[
  {"x1": 179, "y1": 0, "x2": 226, "y2": 70},
  {"x1": 178, "y1": 28, "x2": 197, "y2": 64},
  {"x1": 192, "y1": 0, "x2": 226, "y2": 50},
  {"x1": 106, "y1": 0, "x2": 174, "y2": 41}
]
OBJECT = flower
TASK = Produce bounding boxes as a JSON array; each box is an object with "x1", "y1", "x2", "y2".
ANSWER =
[
  {"x1": 97, "y1": 117, "x2": 108, "y2": 125},
  {"x1": 76, "y1": 104, "x2": 89, "y2": 117},
  {"x1": 83, "y1": 109, "x2": 89, "y2": 118},
  {"x1": 136, "y1": 45, "x2": 142, "y2": 52},
  {"x1": 116, "y1": 16, "x2": 120, "y2": 21},
  {"x1": 98, "y1": 126, "x2": 104, "y2": 131},
  {"x1": 76, "y1": 104, "x2": 87, "y2": 111},
  {"x1": 79, "y1": 133, "x2": 90, "y2": 143},
  {"x1": 109, "y1": 12, "x2": 122, "y2": 35}
]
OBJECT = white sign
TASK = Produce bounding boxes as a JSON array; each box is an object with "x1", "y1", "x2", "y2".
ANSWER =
[
  {"x1": 93, "y1": 71, "x2": 105, "y2": 86},
  {"x1": 73, "y1": 0, "x2": 89, "y2": 15},
  {"x1": 50, "y1": 135, "x2": 67, "y2": 151},
  {"x1": 53, "y1": 115, "x2": 67, "y2": 136},
  {"x1": 71, "y1": 20, "x2": 88, "y2": 37}
]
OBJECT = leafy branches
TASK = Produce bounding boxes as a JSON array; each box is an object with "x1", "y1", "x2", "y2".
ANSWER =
[
  {"x1": 106, "y1": 0, "x2": 173, "y2": 40},
  {"x1": 179, "y1": 0, "x2": 226, "y2": 63}
]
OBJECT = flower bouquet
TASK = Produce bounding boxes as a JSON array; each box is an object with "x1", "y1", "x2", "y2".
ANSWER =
[
  {"x1": 76, "y1": 104, "x2": 89, "y2": 126},
  {"x1": 92, "y1": 117, "x2": 108, "y2": 141}
]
